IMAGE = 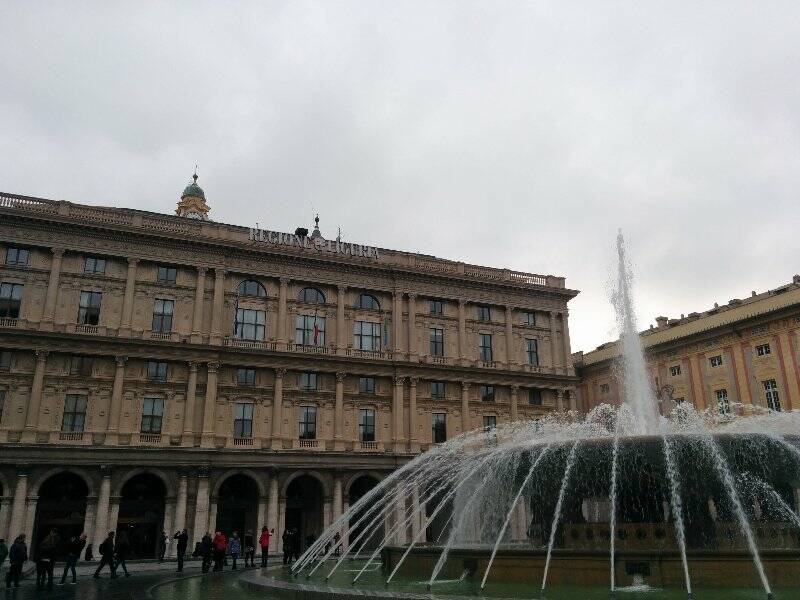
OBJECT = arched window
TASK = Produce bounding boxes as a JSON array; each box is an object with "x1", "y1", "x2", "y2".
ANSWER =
[
  {"x1": 356, "y1": 294, "x2": 380, "y2": 311},
  {"x1": 237, "y1": 279, "x2": 266, "y2": 298},
  {"x1": 298, "y1": 287, "x2": 326, "y2": 304}
]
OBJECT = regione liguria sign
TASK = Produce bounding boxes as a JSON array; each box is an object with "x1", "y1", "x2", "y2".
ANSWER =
[{"x1": 249, "y1": 227, "x2": 380, "y2": 261}]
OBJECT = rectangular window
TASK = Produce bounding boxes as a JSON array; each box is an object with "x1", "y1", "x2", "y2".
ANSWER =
[
  {"x1": 479, "y1": 333, "x2": 493, "y2": 362},
  {"x1": 429, "y1": 300, "x2": 444, "y2": 315},
  {"x1": 78, "y1": 291, "x2": 102, "y2": 325},
  {"x1": 709, "y1": 355, "x2": 723, "y2": 368},
  {"x1": 477, "y1": 305, "x2": 491, "y2": 322},
  {"x1": 716, "y1": 389, "x2": 730, "y2": 415},
  {"x1": 235, "y1": 308, "x2": 265, "y2": 341},
  {"x1": 299, "y1": 406, "x2": 317, "y2": 439},
  {"x1": 69, "y1": 355, "x2": 93, "y2": 377},
  {"x1": 140, "y1": 396, "x2": 164, "y2": 434},
  {"x1": 480, "y1": 385, "x2": 495, "y2": 402},
  {"x1": 483, "y1": 415, "x2": 497, "y2": 430},
  {"x1": 234, "y1": 402, "x2": 254, "y2": 438},
  {"x1": 525, "y1": 338, "x2": 539, "y2": 365},
  {"x1": 237, "y1": 368, "x2": 256, "y2": 386},
  {"x1": 156, "y1": 265, "x2": 177, "y2": 284},
  {"x1": 755, "y1": 344, "x2": 771, "y2": 357},
  {"x1": 61, "y1": 394, "x2": 87, "y2": 432},
  {"x1": 83, "y1": 256, "x2": 106, "y2": 274},
  {"x1": 4, "y1": 247, "x2": 29, "y2": 267},
  {"x1": 359, "y1": 409, "x2": 375, "y2": 442},
  {"x1": 432, "y1": 413, "x2": 447, "y2": 443},
  {"x1": 430, "y1": 381, "x2": 445, "y2": 400},
  {"x1": 522, "y1": 311, "x2": 536, "y2": 326},
  {"x1": 763, "y1": 379, "x2": 781, "y2": 411},
  {"x1": 429, "y1": 328, "x2": 444, "y2": 357},
  {"x1": 353, "y1": 321, "x2": 381, "y2": 351},
  {"x1": 528, "y1": 388, "x2": 542, "y2": 406},
  {"x1": 299, "y1": 372, "x2": 318, "y2": 391},
  {"x1": 152, "y1": 298, "x2": 174, "y2": 333},
  {"x1": 147, "y1": 360, "x2": 168, "y2": 382},
  {"x1": 0, "y1": 282, "x2": 23, "y2": 319},
  {"x1": 669, "y1": 365, "x2": 681, "y2": 376},
  {"x1": 359, "y1": 377, "x2": 375, "y2": 394},
  {"x1": 0, "y1": 351, "x2": 10, "y2": 370},
  {"x1": 295, "y1": 315, "x2": 326, "y2": 346},
  {"x1": 600, "y1": 383, "x2": 610, "y2": 394}
]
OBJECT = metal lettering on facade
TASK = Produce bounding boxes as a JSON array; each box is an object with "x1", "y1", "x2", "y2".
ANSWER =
[{"x1": 249, "y1": 227, "x2": 379, "y2": 261}]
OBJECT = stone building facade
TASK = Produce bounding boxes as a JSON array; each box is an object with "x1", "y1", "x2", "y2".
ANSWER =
[{"x1": 0, "y1": 181, "x2": 578, "y2": 557}]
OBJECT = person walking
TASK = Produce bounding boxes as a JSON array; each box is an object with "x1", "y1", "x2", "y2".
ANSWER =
[
  {"x1": 36, "y1": 528, "x2": 60, "y2": 590},
  {"x1": 93, "y1": 531, "x2": 116, "y2": 579},
  {"x1": 113, "y1": 531, "x2": 131, "y2": 577},
  {"x1": 258, "y1": 526, "x2": 271, "y2": 567},
  {"x1": 282, "y1": 529, "x2": 292, "y2": 566},
  {"x1": 158, "y1": 530, "x2": 167, "y2": 563},
  {"x1": 333, "y1": 532, "x2": 341, "y2": 556},
  {"x1": 5, "y1": 535, "x2": 27, "y2": 589},
  {"x1": 200, "y1": 533, "x2": 212, "y2": 573},
  {"x1": 174, "y1": 529, "x2": 189, "y2": 572},
  {"x1": 212, "y1": 531, "x2": 226, "y2": 572},
  {"x1": 60, "y1": 533, "x2": 86, "y2": 585},
  {"x1": 0, "y1": 538, "x2": 7, "y2": 582},
  {"x1": 243, "y1": 531, "x2": 255, "y2": 568},
  {"x1": 228, "y1": 531, "x2": 241, "y2": 570},
  {"x1": 292, "y1": 528, "x2": 301, "y2": 563}
]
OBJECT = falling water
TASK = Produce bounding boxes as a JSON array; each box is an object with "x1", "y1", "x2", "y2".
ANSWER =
[
  {"x1": 661, "y1": 432, "x2": 692, "y2": 596},
  {"x1": 541, "y1": 441, "x2": 580, "y2": 591},
  {"x1": 608, "y1": 422, "x2": 621, "y2": 592}
]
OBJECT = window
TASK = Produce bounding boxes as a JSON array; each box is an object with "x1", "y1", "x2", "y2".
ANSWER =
[
  {"x1": 359, "y1": 409, "x2": 375, "y2": 442},
  {"x1": 763, "y1": 379, "x2": 781, "y2": 411},
  {"x1": 483, "y1": 415, "x2": 497, "y2": 430},
  {"x1": 429, "y1": 300, "x2": 443, "y2": 315},
  {"x1": 140, "y1": 396, "x2": 164, "y2": 434},
  {"x1": 716, "y1": 389, "x2": 730, "y2": 415},
  {"x1": 709, "y1": 355, "x2": 723, "y2": 368},
  {"x1": 480, "y1": 385, "x2": 495, "y2": 402},
  {"x1": 83, "y1": 256, "x2": 106, "y2": 274},
  {"x1": 432, "y1": 413, "x2": 447, "y2": 443},
  {"x1": 755, "y1": 344, "x2": 771, "y2": 357},
  {"x1": 0, "y1": 283, "x2": 23, "y2": 319},
  {"x1": 0, "y1": 351, "x2": 10, "y2": 370},
  {"x1": 61, "y1": 394, "x2": 87, "y2": 432},
  {"x1": 522, "y1": 311, "x2": 536, "y2": 326},
  {"x1": 525, "y1": 339, "x2": 539, "y2": 365},
  {"x1": 359, "y1": 377, "x2": 375, "y2": 394},
  {"x1": 78, "y1": 291, "x2": 102, "y2": 325},
  {"x1": 298, "y1": 287, "x2": 325, "y2": 304},
  {"x1": 353, "y1": 321, "x2": 381, "y2": 351},
  {"x1": 4, "y1": 247, "x2": 29, "y2": 267},
  {"x1": 152, "y1": 299, "x2": 174, "y2": 333},
  {"x1": 600, "y1": 383, "x2": 610, "y2": 395},
  {"x1": 147, "y1": 360, "x2": 168, "y2": 381},
  {"x1": 157, "y1": 265, "x2": 177, "y2": 284},
  {"x1": 356, "y1": 294, "x2": 380, "y2": 310},
  {"x1": 234, "y1": 308, "x2": 265, "y2": 341},
  {"x1": 69, "y1": 356, "x2": 93, "y2": 377},
  {"x1": 528, "y1": 388, "x2": 543, "y2": 406},
  {"x1": 430, "y1": 328, "x2": 444, "y2": 357},
  {"x1": 299, "y1": 372, "x2": 318, "y2": 390},
  {"x1": 234, "y1": 402, "x2": 254, "y2": 438},
  {"x1": 299, "y1": 406, "x2": 317, "y2": 439},
  {"x1": 0, "y1": 390, "x2": 4, "y2": 422},
  {"x1": 237, "y1": 368, "x2": 255, "y2": 386},
  {"x1": 430, "y1": 381, "x2": 445, "y2": 400},
  {"x1": 237, "y1": 279, "x2": 266, "y2": 297},
  {"x1": 479, "y1": 333, "x2": 493, "y2": 362},
  {"x1": 669, "y1": 365, "x2": 681, "y2": 377},
  {"x1": 295, "y1": 314, "x2": 326, "y2": 346},
  {"x1": 477, "y1": 305, "x2": 491, "y2": 322}
]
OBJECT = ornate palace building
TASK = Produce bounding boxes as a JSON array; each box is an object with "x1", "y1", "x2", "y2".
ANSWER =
[
  {"x1": 0, "y1": 178, "x2": 578, "y2": 558},
  {"x1": 574, "y1": 277, "x2": 800, "y2": 415}
]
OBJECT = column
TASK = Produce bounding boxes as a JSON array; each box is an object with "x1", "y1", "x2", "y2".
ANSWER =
[
  {"x1": 461, "y1": 382, "x2": 470, "y2": 433},
  {"x1": 40, "y1": 247, "x2": 64, "y2": 330},
  {"x1": 407, "y1": 294, "x2": 417, "y2": 360},
  {"x1": 334, "y1": 372, "x2": 345, "y2": 450},
  {"x1": 411, "y1": 485, "x2": 422, "y2": 540},
  {"x1": 341, "y1": 500, "x2": 350, "y2": 553},
  {"x1": 731, "y1": 343, "x2": 752, "y2": 405},
  {"x1": 323, "y1": 498, "x2": 332, "y2": 530},
  {"x1": 0, "y1": 494, "x2": 11, "y2": 540},
  {"x1": 173, "y1": 473, "x2": 189, "y2": 535},
  {"x1": 210, "y1": 267, "x2": 226, "y2": 345},
  {"x1": 277, "y1": 497, "x2": 286, "y2": 554},
  {"x1": 267, "y1": 473, "x2": 279, "y2": 553},
  {"x1": 568, "y1": 388, "x2": 577, "y2": 411},
  {"x1": 408, "y1": 378, "x2": 419, "y2": 452},
  {"x1": 207, "y1": 497, "x2": 217, "y2": 534},
  {"x1": 394, "y1": 492, "x2": 407, "y2": 545},
  {"x1": 549, "y1": 311, "x2": 560, "y2": 373},
  {"x1": 277, "y1": 278, "x2": 289, "y2": 349},
  {"x1": 108, "y1": 497, "x2": 120, "y2": 536},
  {"x1": 182, "y1": 362, "x2": 198, "y2": 446},
  {"x1": 7, "y1": 472, "x2": 28, "y2": 540},
  {"x1": 393, "y1": 377, "x2": 406, "y2": 452},
  {"x1": 23, "y1": 496, "x2": 37, "y2": 548},
  {"x1": 192, "y1": 469, "x2": 210, "y2": 546},
  {"x1": 510, "y1": 385, "x2": 519, "y2": 421},
  {"x1": 163, "y1": 499, "x2": 176, "y2": 557},
  {"x1": 332, "y1": 475, "x2": 343, "y2": 527},
  {"x1": 201, "y1": 362, "x2": 219, "y2": 448},
  {"x1": 82, "y1": 499, "x2": 97, "y2": 553},
  {"x1": 105, "y1": 356, "x2": 126, "y2": 445},
  {"x1": 556, "y1": 389, "x2": 565, "y2": 412},
  {"x1": 22, "y1": 350, "x2": 48, "y2": 442},
  {"x1": 392, "y1": 292, "x2": 402, "y2": 357},
  {"x1": 257, "y1": 495, "x2": 268, "y2": 533},
  {"x1": 561, "y1": 311, "x2": 574, "y2": 375},
  {"x1": 778, "y1": 331, "x2": 800, "y2": 410},
  {"x1": 93, "y1": 469, "x2": 112, "y2": 546},
  {"x1": 119, "y1": 258, "x2": 139, "y2": 336},
  {"x1": 505, "y1": 306, "x2": 515, "y2": 367},
  {"x1": 190, "y1": 267, "x2": 207, "y2": 343},
  {"x1": 336, "y1": 285, "x2": 347, "y2": 354},
  {"x1": 457, "y1": 300, "x2": 467, "y2": 364},
  {"x1": 270, "y1": 369, "x2": 285, "y2": 450}
]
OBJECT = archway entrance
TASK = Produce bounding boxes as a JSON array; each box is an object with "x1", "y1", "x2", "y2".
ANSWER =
[
  {"x1": 215, "y1": 474, "x2": 259, "y2": 537},
  {"x1": 285, "y1": 475, "x2": 324, "y2": 552},
  {"x1": 348, "y1": 475, "x2": 383, "y2": 549},
  {"x1": 34, "y1": 472, "x2": 88, "y2": 554},
  {"x1": 118, "y1": 473, "x2": 166, "y2": 558}
]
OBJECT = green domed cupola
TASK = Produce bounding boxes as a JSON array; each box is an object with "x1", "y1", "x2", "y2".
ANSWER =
[{"x1": 175, "y1": 170, "x2": 211, "y2": 220}]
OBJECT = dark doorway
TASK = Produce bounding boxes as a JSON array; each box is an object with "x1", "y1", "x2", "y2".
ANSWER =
[
  {"x1": 117, "y1": 473, "x2": 166, "y2": 558},
  {"x1": 215, "y1": 474, "x2": 259, "y2": 537},
  {"x1": 34, "y1": 472, "x2": 88, "y2": 556},
  {"x1": 285, "y1": 475, "x2": 324, "y2": 551},
  {"x1": 348, "y1": 475, "x2": 383, "y2": 549}
]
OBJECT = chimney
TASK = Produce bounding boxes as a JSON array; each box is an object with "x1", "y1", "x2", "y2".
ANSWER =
[{"x1": 655, "y1": 316, "x2": 668, "y2": 329}]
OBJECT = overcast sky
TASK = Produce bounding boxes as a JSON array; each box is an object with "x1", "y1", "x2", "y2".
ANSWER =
[{"x1": 2, "y1": 2, "x2": 799, "y2": 353}]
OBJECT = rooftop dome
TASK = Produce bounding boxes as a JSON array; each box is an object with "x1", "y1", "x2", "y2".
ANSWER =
[{"x1": 182, "y1": 173, "x2": 205, "y2": 199}]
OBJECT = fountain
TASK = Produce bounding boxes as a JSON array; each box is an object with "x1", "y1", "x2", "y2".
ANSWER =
[{"x1": 246, "y1": 232, "x2": 800, "y2": 599}]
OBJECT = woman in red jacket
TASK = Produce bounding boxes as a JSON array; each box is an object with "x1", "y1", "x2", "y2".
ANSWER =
[
  {"x1": 212, "y1": 531, "x2": 227, "y2": 572},
  {"x1": 258, "y1": 527, "x2": 272, "y2": 568}
]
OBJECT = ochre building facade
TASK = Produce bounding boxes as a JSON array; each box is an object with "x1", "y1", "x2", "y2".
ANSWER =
[{"x1": 0, "y1": 181, "x2": 578, "y2": 558}]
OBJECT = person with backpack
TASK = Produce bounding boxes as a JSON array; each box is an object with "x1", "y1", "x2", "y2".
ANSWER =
[
  {"x1": 258, "y1": 526, "x2": 271, "y2": 567},
  {"x1": 0, "y1": 539, "x2": 7, "y2": 582},
  {"x1": 174, "y1": 529, "x2": 188, "y2": 572},
  {"x1": 228, "y1": 531, "x2": 241, "y2": 570},
  {"x1": 200, "y1": 533, "x2": 213, "y2": 573},
  {"x1": 5, "y1": 535, "x2": 27, "y2": 589},
  {"x1": 113, "y1": 531, "x2": 131, "y2": 577},
  {"x1": 36, "y1": 528, "x2": 60, "y2": 590},
  {"x1": 212, "y1": 531, "x2": 226, "y2": 572},
  {"x1": 60, "y1": 533, "x2": 86, "y2": 585},
  {"x1": 243, "y1": 531, "x2": 255, "y2": 568},
  {"x1": 92, "y1": 531, "x2": 116, "y2": 579}
]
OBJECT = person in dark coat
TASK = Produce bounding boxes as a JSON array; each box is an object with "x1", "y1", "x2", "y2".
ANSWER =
[
  {"x1": 113, "y1": 531, "x2": 131, "y2": 577},
  {"x1": 5, "y1": 535, "x2": 27, "y2": 588},
  {"x1": 282, "y1": 529, "x2": 292, "y2": 566},
  {"x1": 0, "y1": 538, "x2": 8, "y2": 581},
  {"x1": 174, "y1": 529, "x2": 189, "y2": 572},
  {"x1": 158, "y1": 530, "x2": 167, "y2": 563},
  {"x1": 200, "y1": 533, "x2": 213, "y2": 573},
  {"x1": 243, "y1": 531, "x2": 255, "y2": 568},
  {"x1": 60, "y1": 533, "x2": 86, "y2": 585},
  {"x1": 92, "y1": 531, "x2": 116, "y2": 579},
  {"x1": 36, "y1": 528, "x2": 60, "y2": 590}
]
